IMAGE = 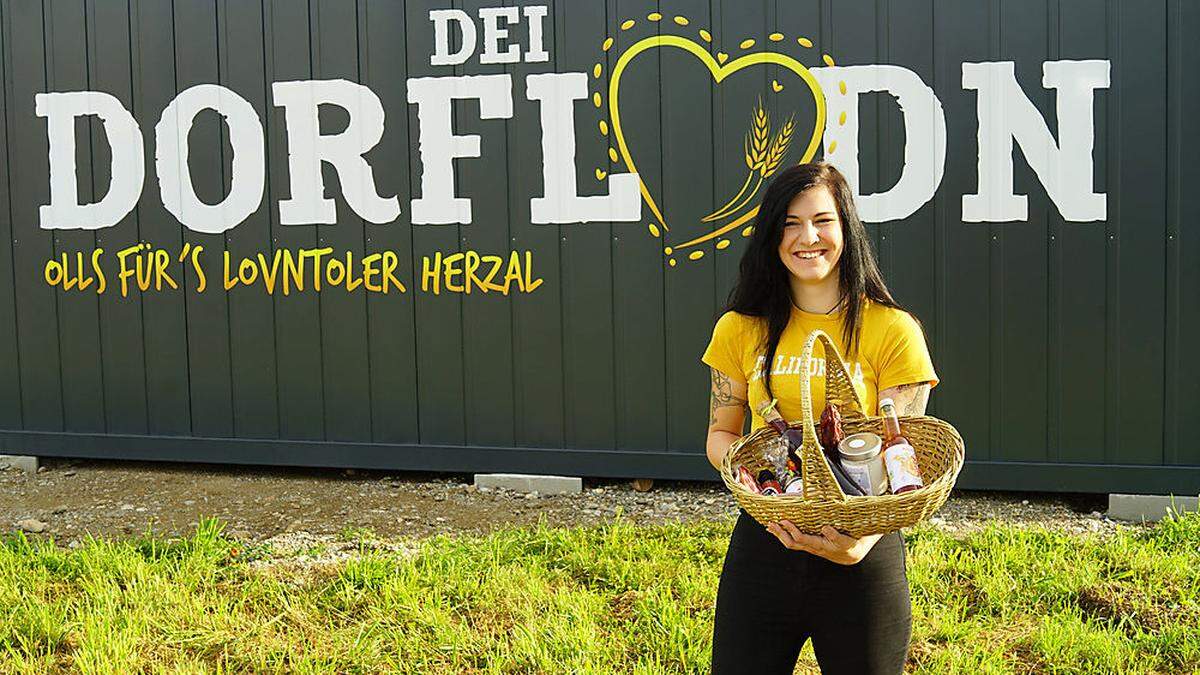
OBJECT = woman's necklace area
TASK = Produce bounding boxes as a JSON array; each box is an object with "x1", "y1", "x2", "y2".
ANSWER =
[{"x1": 792, "y1": 294, "x2": 846, "y2": 315}]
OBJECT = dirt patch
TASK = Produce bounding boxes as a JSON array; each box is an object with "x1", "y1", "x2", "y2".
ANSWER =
[
  {"x1": 1073, "y1": 584, "x2": 1190, "y2": 637},
  {"x1": 1, "y1": 457, "x2": 735, "y2": 545},
  {"x1": 2, "y1": 457, "x2": 1116, "y2": 547},
  {"x1": 1076, "y1": 586, "x2": 1127, "y2": 621},
  {"x1": 608, "y1": 590, "x2": 641, "y2": 621}
]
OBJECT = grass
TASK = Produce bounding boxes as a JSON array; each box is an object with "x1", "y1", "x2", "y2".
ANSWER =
[{"x1": 1, "y1": 511, "x2": 1197, "y2": 674}]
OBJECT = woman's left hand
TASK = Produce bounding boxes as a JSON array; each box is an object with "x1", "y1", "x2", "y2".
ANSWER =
[{"x1": 765, "y1": 521, "x2": 883, "y2": 565}]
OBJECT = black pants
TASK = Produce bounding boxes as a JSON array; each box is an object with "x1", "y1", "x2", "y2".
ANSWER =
[{"x1": 711, "y1": 511, "x2": 912, "y2": 674}]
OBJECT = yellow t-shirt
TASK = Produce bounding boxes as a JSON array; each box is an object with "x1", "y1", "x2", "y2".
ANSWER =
[{"x1": 701, "y1": 299, "x2": 939, "y2": 432}]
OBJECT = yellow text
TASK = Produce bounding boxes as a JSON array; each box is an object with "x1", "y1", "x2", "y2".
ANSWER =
[
  {"x1": 222, "y1": 248, "x2": 407, "y2": 295},
  {"x1": 421, "y1": 249, "x2": 543, "y2": 295}
]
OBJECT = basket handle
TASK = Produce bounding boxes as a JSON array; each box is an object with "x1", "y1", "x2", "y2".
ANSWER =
[{"x1": 795, "y1": 329, "x2": 867, "y2": 502}]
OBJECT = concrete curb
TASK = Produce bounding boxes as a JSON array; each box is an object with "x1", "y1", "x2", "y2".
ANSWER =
[
  {"x1": 1107, "y1": 493, "x2": 1199, "y2": 523},
  {"x1": 0, "y1": 455, "x2": 39, "y2": 475},
  {"x1": 474, "y1": 473, "x2": 582, "y2": 495}
]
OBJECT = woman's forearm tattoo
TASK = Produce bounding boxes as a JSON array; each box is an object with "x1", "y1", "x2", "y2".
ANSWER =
[
  {"x1": 710, "y1": 369, "x2": 748, "y2": 426},
  {"x1": 888, "y1": 382, "x2": 931, "y2": 416}
]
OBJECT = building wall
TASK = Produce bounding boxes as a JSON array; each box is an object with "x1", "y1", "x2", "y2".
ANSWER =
[{"x1": 0, "y1": 0, "x2": 1196, "y2": 493}]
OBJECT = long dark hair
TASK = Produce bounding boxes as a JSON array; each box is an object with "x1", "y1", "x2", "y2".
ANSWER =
[{"x1": 719, "y1": 162, "x2": 904, "y2": 403}]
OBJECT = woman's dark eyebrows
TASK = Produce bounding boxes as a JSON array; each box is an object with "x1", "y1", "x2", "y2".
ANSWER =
[{"x1": 786, "y1": 212, "x2": 836, "y2": 220}]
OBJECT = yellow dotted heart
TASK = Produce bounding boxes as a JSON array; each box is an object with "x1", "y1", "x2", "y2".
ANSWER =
[
  {"x1": 595, "y1": 168, "x2": 607, "y2": 181},
  {"x1": 771, "y1": 79, "x2": 783, "y2": 92},
  {"x1": 607, "y1": 35, "x2": 827, "y2": 251}
]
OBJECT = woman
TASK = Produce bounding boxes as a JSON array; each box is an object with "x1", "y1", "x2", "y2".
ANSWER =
[{"x1": 702, "y1": 162, "x2": 938, "y2": 674}]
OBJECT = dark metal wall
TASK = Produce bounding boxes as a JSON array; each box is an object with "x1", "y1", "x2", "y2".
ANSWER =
[{"x1": 0, "y1": 0, "x2": 1196, "y2": 494}]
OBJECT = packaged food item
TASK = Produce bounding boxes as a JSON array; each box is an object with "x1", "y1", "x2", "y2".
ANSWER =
[
  {"x1": 818, "y1": 402, "x2": 846, "y2": 456},
  {"x1": 759, "y1": 398, "x2": 804, "y2": 471},
  {"x1": 837, "y1": 432, "x2": 888, "y2": 496},
  {"x1": 736, "y1": 465, "x2": 762, "y2": 494},
  {"x1": 760, "y1": 423, "x2": 801, "y2": 487},
  {"x1": 878, "y1": 398, "x2": 925, "y2": 494},
  {"x1": 782, "y1": 474, "x2": 804, "y2": 494},
  {"x1": 757, "y1": 469, "x2": 783, "y2": 496}
]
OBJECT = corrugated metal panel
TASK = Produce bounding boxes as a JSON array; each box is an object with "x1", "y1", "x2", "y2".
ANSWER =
[
  {"x1": 0, "y1": 0, "x2": 1195, "y2": 493},
  {"x1": 1166, "y1": 0, "x2": 1200, "y2": 469}
]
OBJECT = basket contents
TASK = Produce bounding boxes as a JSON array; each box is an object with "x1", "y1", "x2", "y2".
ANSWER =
[
  {"x1": 752, "y1": 397, "x2": 930, "y2": 499},
  {"x1": 735, "y1": 465, "x2": 762, "y2": 494},
  {"x1": 818, "y1": 403, "x2": 845, "y2": 457},
  {"x1": 763, "y1": 448, "x2": 803, "y2": 495},
  {"x1": 783, "y1": 474, "x2": 803, "y2": 494},
  {"x1": 758, "y1": 399, "x2": 803, "y2": 471},
  {"x1": 837, "y1": 432, "x2": 888, "y2": 496},
  {"x1": 878, "y1": 398, "x2": 925, "y2": 494},
  {"x1": 814, "y1": 403, "x2": 868, "y2": 496},
  {"x1": 758, "y1": 399, "x2": 866, "y2": 497},
  {"x1": 757, "y1": 470, "x2": 784, "y2": 495},
  {"x1": 735, "y1": 465, "x2": 806, "y2": 494}
]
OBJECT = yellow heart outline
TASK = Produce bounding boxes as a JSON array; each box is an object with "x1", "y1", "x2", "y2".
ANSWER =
[{"x1": 608, "y1": 35, "x2": 826, "y2": 250}]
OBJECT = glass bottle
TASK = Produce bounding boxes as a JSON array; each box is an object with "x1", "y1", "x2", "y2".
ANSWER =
[
  {"x1": 759, "y1": 399, "x2": 801, "y2": 466},
  {"x1": 878, "y1": 398, "x2": 925, "y2": 494}
]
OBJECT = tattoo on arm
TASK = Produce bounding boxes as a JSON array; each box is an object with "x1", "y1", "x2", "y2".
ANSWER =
[
  {"x1": 709, "y1": 369, "x2": 748, "y2": 426},
  {"x1": 887, "y1": 382, "x2": 931, "y2": 416}
]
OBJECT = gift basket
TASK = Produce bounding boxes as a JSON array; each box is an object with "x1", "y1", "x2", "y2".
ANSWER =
[{"x1": 719, "y1": 329, "x2": 965, "y2": 537}]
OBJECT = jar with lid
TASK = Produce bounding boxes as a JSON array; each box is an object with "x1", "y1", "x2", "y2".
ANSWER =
[{"x1": 837, "y1": 432, "x2": 889, "y2": 496}]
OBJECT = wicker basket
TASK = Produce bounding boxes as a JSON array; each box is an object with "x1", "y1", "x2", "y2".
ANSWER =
[{"x1": 720, "y1": 329, "x2": 965, "y2": 537}]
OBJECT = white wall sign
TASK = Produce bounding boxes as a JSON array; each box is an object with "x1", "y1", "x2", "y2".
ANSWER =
[{"x1": 34, "y1": 5, "x2": 1110, "y2": 233}]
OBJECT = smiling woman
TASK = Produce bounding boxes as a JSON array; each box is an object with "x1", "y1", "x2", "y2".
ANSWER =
[
  {"x1": 778, "y1": 190, "x2": 844, "y2": 290},
  {"x1": 702, "y1": 162, "x2": 938, "y2": 674}
]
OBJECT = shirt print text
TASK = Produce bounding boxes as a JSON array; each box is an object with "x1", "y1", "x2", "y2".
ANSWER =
[{"x1": 749, "y1": 354, "x2": 866, "y2": 384}]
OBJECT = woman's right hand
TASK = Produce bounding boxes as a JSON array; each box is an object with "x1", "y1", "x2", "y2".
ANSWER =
[
  {"x1": 765, "y1": 521, "x2": 885, "y2": 565},
  {"x1": 705, "y1": 368, "x2": 749, "y2": 471}
]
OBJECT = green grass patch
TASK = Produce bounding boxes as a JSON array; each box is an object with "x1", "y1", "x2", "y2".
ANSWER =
[{"x1": 1, "y1": 512, "x2": 1196, "y2": 673}]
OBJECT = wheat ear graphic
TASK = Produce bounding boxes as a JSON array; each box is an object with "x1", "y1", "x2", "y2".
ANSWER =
[
  {"x1": 704, "y1": 106, "x2": 796, "y2": 224},
  {"x1": 747, "y1": 100, "x2": 771, "y2": 170},
  {"x1": 704, "y1": 98, "x2": 772, "y2": 223}
]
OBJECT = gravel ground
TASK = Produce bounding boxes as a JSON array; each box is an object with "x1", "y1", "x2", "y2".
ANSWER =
[{"x1": 1, "y1": 456, "x2": 1127, "y2": 551}]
